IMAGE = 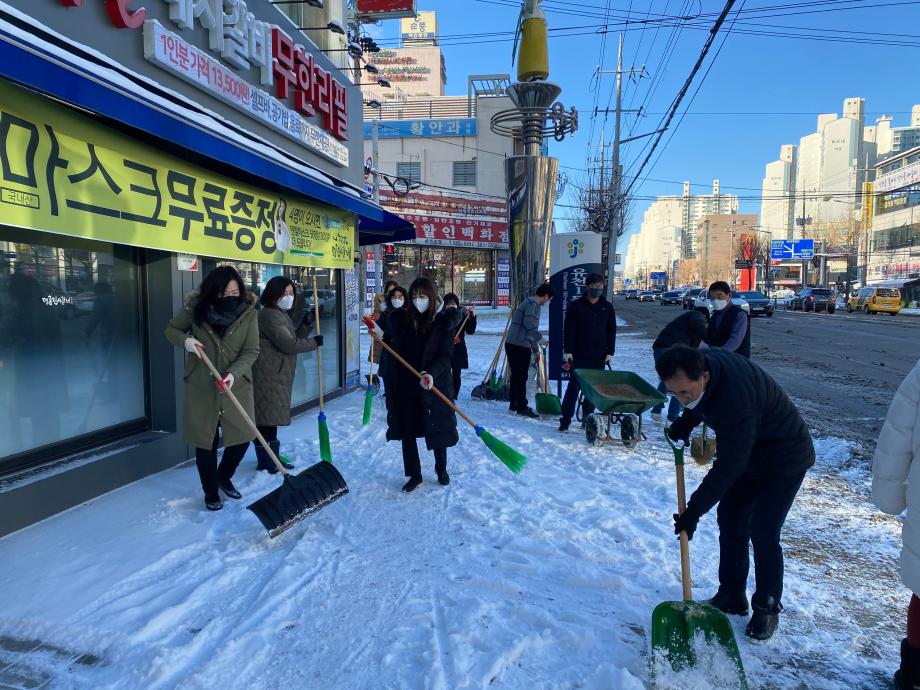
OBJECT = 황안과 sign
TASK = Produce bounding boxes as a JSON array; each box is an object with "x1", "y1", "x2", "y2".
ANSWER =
[{"x1": 0, "y1": 80, "x2": 354, "y2": 268}]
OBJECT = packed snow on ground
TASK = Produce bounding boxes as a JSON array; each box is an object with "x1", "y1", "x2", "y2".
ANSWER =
[{"x1": 0, "y1": 310, "x2": 907, "y2": 689}]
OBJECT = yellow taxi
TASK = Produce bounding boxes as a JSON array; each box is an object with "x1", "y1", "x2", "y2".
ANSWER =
[{"x1": 847, "y1": 287, "x2": 902, "y2": 314}]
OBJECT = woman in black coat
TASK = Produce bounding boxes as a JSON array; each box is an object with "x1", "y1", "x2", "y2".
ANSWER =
[
  {"x1": 376, "y1": 285, "x2": 406, "y2": 389},
  {"x1": 442, "y1": 292, "x2": 477, "y2": 401},
  {"x1": 380, "y1": 277, "x2": 461, "y2": 493}
]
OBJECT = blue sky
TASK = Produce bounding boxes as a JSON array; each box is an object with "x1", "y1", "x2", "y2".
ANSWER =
[{"x1": 364, "y1": 0, "x2": 920, "y2": 250}]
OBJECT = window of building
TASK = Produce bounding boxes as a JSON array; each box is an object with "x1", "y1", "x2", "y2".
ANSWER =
[
  {"x1": 396, "y1": 162, "x2": 421, "y2": 183},
  {"x1": 0, "y1": 230, "x2": 148, "y2": 471},
  {"x1": 452, "y1": 161, "x2": 477, "y2": 187},
  {"x1": 420, "y1": 248, "x2": 453, "y2": 295},
  {"x1": 453, "y1": 249, "x2": 494, "y2": 304},
  {"x1": 382, "y1": 245, "x2": 419, "y2": 292}
]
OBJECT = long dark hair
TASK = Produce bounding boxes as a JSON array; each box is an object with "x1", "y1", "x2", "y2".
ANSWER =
[
  {"x1": 407, "y1": 277, "x2": 437, "y2": 332},
  {"x1": 194, "y1": 266, "x2": 247, "y2": 325},
  {"x1": 260, "y1": 276, "x2": 294, "y2": 308},
  {"x1": 386, "y1": 286, "x2": 407, "y2": 309}
]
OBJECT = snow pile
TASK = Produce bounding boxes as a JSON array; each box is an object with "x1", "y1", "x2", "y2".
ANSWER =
[
  {"x1": 650, "y1": 634, "x2": 746, "y2": 690},
  {"x1": 0, "y1": 318, "x2": 908, "y2": 689}
]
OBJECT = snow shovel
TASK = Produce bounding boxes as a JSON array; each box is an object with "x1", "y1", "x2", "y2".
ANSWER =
[
  {"x1": 362, "y1": 336, "x2": 378, "y2": 426},
  {"x1": 534, "y1": 347, "x2": 561, "y2": 415},
  {"x1": 472, "y1": 313, "x2": 511, "y2": 399},
  {"x1": 651, "y1": 431, "x2": 747, "y2": 687},
  {"x1": 365, "y1": 317, "x2": 527, "y2": 473},
  {"x1": 311, "y1": 271, "x2": 332, "y2": 462},
  {"x1": 195, "y1": 349, "x2": 348, "y2": 538}
]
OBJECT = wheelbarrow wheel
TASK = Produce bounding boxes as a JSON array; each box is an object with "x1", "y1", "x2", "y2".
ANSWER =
[
  {"x1": 621, "y1": 414, "x2": 639, "y2": 448},
  {"x1": 575, "y1": 392, "x2": 586, "y2": 423},
  {"x1": 585, "y1": 413, "x2": 607, "y2": 446}
]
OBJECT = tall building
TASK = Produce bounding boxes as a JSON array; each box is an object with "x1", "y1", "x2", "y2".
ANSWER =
[
  {"x1": 875, "y1": 105, "x2": 920, "y2": 158},
  {"x1": 680, "y1": 180, "x2": 739, "y2": 257},
  {"x1": 693, "y1": 214, "x2": 759, "y2": 286},
  {"x1": 761, "y1": 144, "x2": 797, "y2": 241}
]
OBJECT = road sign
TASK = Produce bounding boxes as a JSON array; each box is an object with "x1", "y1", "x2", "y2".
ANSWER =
[
  {"x1": 650, "y1": 271, "x2": 667, "y2": 281},
  {"x1": 735, "y1": 259, "x2": 752, "y2": 269},
  {"x1": 796, "y1": 239, "x2": 814, "y2": 258},
  {"x1": 623, "y1": 278, "x2": 632, "y2": 285},
  {"x1": 771, "y1": 239, "x2": 815, "y2": 260}
]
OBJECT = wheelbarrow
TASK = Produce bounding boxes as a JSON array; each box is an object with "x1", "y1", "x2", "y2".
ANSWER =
[{"x1": 573, "y1": 368, "x2": 666, "y2": 449}]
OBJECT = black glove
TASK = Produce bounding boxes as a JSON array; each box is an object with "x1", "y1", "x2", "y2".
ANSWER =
[
  {"x1": 667, "y1": 414, "x2": 696, "y2": 444},
  {"x1": 673, "y1": 509, "x2": 700, "y2": 540},
  {"x1": 313, "y1": 334, "x2": 324, "y2": 347}
]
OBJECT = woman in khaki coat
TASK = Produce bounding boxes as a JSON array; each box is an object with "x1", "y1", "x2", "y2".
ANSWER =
[
  {"x1": 165, "y1": 266, "x2": 259, "y2": 511},
  {"x1": 251, "y1": 276, "x2": 320, "y2": 473}
]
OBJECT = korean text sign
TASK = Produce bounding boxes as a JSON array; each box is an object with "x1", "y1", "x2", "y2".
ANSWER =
[{"x1": 0, "y1": 80, "x2": 354, "y2": 268}]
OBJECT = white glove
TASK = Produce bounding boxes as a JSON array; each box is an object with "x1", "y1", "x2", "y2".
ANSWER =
[
  {"x1": 563, "y1": 353, "x2": 573, "y2": 362},
  {"x1": 604, "y1": 354, "x2": 612, "y2": 364},
  {"x1": 369, "y1": 322, "x2": 383, "y2": 339},
  {"x1": 184, "y1": 337, "x2": 204, "y2": 357},
  {"x1": 419, "y1": 372, "x2": 434, "y2": 390}
]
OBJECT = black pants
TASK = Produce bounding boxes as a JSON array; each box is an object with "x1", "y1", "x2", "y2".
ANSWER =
[
  {"x1": 195, "y1": 427, "x2": 249, "y2": 499},
  {"x1": 560, "y1": 358, "x2": 602, "y2": 423},
  {"x1": 452, "y1": 366, "x2": 462, "y2": 400},
  {"x1": 257, "y1": 425, "x2": 278, "y2": 443},
  {"x1": 716, "y1": 470, "x2": 807, "y2": 608},
  {"x1": 505, "y1": 343, "x2": 533, "y2": 412},
  {"x1": 402, "y1": 437, "x2": 447, "y2": 478}
]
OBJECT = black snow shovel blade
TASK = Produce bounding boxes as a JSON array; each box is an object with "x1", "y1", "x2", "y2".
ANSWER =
[{"x1": 247, "y1": 461, "x2": 348, "y2": 538}]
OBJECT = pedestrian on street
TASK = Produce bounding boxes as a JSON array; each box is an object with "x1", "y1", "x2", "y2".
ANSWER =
[
  {"x1": 250, "y1": 276, "x2": 321, "y2": 473},
  {"x1": 165, "y1": 266, "x2": 260, "y2": 512},
  {"x1": 558, "y1": 274, "x2": 616, "y2": 432},
  {"x1": 443, "y1": 292, "x2": 477, "y2": 401},
  {"x1": 659, "y1": 345, "x2": 814, "y2": 640},
  {"x1": 505, "y1": 283, "x2": 554, "y2": 418},
  {"x1": 872, "y1": 357, "x2": 920, "y2": 689},
  {"x1": 377, "y1": 285, "x2": 406, "y2": 393},
  {"x1": 367, "y1": 292, "x2": 386, "y2": 388},
  {"x1": 371, "y1": 277, "x2": 462, "y2": 493},
  {"x1": 704, "y1": 280, "x2": 751, "y2": 358},
  {"x1": 650, "y1": 310, "x2": 708, "y2": 424}
]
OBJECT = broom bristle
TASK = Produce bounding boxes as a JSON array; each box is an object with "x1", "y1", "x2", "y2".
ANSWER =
[
  {"x1": 477, "y1": 428, "x2": 527, "y2": 474},
  {"x1": 362, "y1": 390, "x2": 374, "y2": 426},
  {"x1": 318, "y1": 415, "x2": 332, "y2": 463}
]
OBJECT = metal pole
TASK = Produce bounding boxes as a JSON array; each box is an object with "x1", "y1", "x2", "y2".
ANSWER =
[
  {"x1": 605, "y1": 35, "x2": 623, "y2": 302},
  {"x1": 372, "y1": 118, "x2": 381, "y2": 299}
]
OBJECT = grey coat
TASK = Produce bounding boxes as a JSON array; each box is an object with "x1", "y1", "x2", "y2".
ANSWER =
[
  {"x1": 506, "y1": 297, "x2": 543, "y2": 351},
  {"x1": 252, "y1": 298, "x2": 318, "y2": 427}
]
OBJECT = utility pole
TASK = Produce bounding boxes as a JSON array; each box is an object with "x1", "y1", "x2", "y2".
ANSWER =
[{"x1": 372, "y1": 118, "x2": 381, "y2": 299}]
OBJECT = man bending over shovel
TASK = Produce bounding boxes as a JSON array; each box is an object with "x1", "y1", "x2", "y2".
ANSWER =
[{"x1": 658, "y1": 345, "x2": 815, "y2": 640}]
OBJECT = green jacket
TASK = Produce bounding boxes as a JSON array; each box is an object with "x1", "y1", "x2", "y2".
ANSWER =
[{"x1": 165, "y1": 292, "x2": 260, "y2": 449}]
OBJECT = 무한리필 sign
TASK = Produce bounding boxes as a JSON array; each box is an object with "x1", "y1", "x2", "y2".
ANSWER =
[{"x1": 0, "y1": 80, "x2": 354, "y2": 268}]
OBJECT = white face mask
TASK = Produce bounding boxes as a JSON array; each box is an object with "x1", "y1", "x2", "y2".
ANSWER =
[
  {"x1": 391, "y1": 298, "x2": 405, "y2": 309},
  {"x1": 413, "y1": 297, "x2": 430, "y2": 313},
  {"x1": 378, "y1": 301, "x2": 387, "y2": 312},
  {"x1": 684, "y1": 386, "x2": 705, "y2": 410},
  {"x1": 278, "y1": 295, "x2": 295, "y2": 311},
  {"x1": 712, "y1": 298, "x2": 729, "y2": 311}
]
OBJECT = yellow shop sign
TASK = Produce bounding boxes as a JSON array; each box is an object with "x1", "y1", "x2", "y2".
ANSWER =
[{"x1": 0, "y1": 79, "x2": 354, "y2": 268}]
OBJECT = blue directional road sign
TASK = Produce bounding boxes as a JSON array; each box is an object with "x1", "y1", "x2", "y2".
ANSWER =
[
  {"x1": 771, "y1": 239, "x2": 814, "y2": 259},
  {"x1": 650, "y1": 271, "x2": 668, "y2": 281}
]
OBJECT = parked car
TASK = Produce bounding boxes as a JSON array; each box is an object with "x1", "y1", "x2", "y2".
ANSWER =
[
  {"x1": 304, "y1": 288, "x2": 336, "y2": 315},
  {"x1": 693, "y1": 289, "x2": 751, "y2": 318},
  {"x1": 637, "y1": 291, "x2": 658, "y2": 302},
  {"x1": 625, "y1": 289, "x2": 639, "y2": 300},
  {"x1": 847, "y1": 286, "x2": 901, "y2": 315},
  {"x1": 792, "y1": 287, "x2": 836, "y2": 313},
  {"x1": 659, "y1": 290, "x2": 683, "y2": 306},
  {"x1": 681, "y1": 288, "x2": 703, "y2": 310},
  {"x1": 736, "y1": 290, "x2": 774, "y2": 317}
]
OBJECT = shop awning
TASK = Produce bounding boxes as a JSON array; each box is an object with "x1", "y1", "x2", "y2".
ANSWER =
[
  {"x1": 870, "y1": 277, "x2": 920, "y2": 288},
  {"x1": 0, "y1": 10, "x2": 411, "y2": 240}
]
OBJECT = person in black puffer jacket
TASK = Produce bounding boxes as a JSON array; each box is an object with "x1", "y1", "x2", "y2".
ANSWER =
[
  {"x1": 658, "y1": 345, "x2": 814, "y2": 642},
  {"x1": 443, "y1": 292, "x2": 477, "y2": 401},
  {"x1": 559, "y1": 273, "x2": 616, "y2": 432},
  {"x1": 375, "y1": 277, "x2": 462, "y2": 493},
  {"x1": 377, "y1": 285, "x2": 406, "y2": 390},
  {"x1": 705, "y1": 280, "x2": 751, "y2": 358}
]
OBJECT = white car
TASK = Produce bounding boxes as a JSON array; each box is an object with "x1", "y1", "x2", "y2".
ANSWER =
[
  {"x1": 304, "y1": 288, "x2": 336, "y2": 315},
  {"x1": 693, "y1": 288, "x2": 750, "y2": 318}
]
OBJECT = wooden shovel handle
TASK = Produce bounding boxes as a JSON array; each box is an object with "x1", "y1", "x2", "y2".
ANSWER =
[
  {"x1": 676, "y1": 460, "x2": 693, "y2": 601},
  {"x1": 453, "y1": 310, "x2": 471, "y2": 341},
  {"x1": 368, "y1": 326, "x2": 478, "y2": 430},
  {"x1": 311, "y1": 270, "x2": 325, "y2": 412},
  {"x1": 196, "y1": 348, "x2": 288, "y2": 476}
]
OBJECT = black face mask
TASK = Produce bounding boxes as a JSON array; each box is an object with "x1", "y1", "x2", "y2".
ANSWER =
[
  {"x1": 218, "y1": 295, "x2": 243, "y2": 311},
  {"x1": 588, "y1": 287, "x2": 604, "y2": 298}
]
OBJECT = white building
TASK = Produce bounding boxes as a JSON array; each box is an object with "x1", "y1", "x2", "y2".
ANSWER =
[
  {"x1": 875, "y1": 106, "x2": 920, "y2": 158},
  {"x1": 679, "y1": 180, "x2": 739, "y2": 257},
  {"x1": 760, "y1": 144, "x2": 797, "y2": 241}
]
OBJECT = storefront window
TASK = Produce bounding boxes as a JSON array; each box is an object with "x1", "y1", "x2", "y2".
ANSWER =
[
  {"x1": 383, "y1": 245, "x2": 419, "y2": 292},
  {"x1": 420, "y1": 248, "x2": 453, "y2": 294},
  {"x1": 453, "y1": 249, "x2": 494, "y2": 304},
  {"x1": 0, "y1": 230, "x2": 147, "y2": 466},
  {"x1": 201, "y1": 259, "x2": 342, "y2": 407}
]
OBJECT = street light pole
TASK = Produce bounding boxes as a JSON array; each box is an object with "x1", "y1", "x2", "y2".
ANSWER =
[{"x1": 372, "y1": 115, "x2": 381, "y2": 300}]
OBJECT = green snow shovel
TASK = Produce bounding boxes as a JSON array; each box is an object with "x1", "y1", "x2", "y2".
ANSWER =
[
  {"x1": 534, "y1": 346, "x2": 561, "y2": 415},
  {"x1": 651, "y1": 431, "x2": 747, "y2": 688},
  {"x1": 197, "y1": 349, "x2": 348, "y2": 538},
  {"x1": 362, "y1": 336, "x2": 378, "y2": 426},
  {"x1": 312, "y1": 271, "x2": 332, "y2": 462}
]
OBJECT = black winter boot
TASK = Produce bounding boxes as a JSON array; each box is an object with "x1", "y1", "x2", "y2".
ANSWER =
[
  {"x1": 255, "y1": 443, "x2": 279, "y2": 474},
  {"x1": 218, "y1": 479, "x2": 242, "y2": 500},
  {"x1": 402, "y1": 476, "x2": 423, "y2": 493},
  {"x1": 746, "y1": 598, "x2": 783, "y2": 641},
  {"x1": 204, "y1": 494, "x2": 223, "y2": 511},
  {"x1": 706, "y1": 589, "x2": 750, "y2": 616},
  {"x1": 895, "y1": 638, "x2": 920, "y2": 689}
]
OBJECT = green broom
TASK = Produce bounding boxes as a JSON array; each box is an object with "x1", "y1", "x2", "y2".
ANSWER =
[
  {"x1": 312, "y1": 270, "x2": 332, "y2": 463},
  {"x1": 362, "y1": 336, "x2": 378, "y2": 426},
  {"x1": 364, "y1": 318, "x2": 527, "y2": 473}
]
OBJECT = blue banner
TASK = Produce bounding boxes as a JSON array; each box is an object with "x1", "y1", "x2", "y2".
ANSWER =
[{"x1": 363, "y1": 118, "x2": 478, "y2": 140}]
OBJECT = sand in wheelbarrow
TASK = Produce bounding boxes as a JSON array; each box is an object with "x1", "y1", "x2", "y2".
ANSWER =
[{"x1": 594, "y1": 383, "x2": 644, "y2": 399}]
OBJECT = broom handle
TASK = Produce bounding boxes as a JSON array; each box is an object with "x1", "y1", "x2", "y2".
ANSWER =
[
  {"x1": 196, "y1": 348, "x2": 288, "y2": 476},
  {"x1": 311, "y1": 270, "x2": 325, "y2": 412},
  {"x1": 368, "y1": 330, "x2": 376, "y2": 382},
  {"x1": 370, "y1": 331, "x2": 478, "y2": 430},
  {"x1": 483, "y1": 313, "x2": 511, "y2": 383},
  {"x1": 454, "y1": 310, "x2": 471, "y2": 341},
  {"x1": 676, "y1": 460, "x2": 693, "y2": 601}
]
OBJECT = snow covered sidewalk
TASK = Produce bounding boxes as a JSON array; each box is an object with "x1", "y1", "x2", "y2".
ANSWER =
[{"x1": 0, "y1": 321, "x2": 907, "y2": 689}]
